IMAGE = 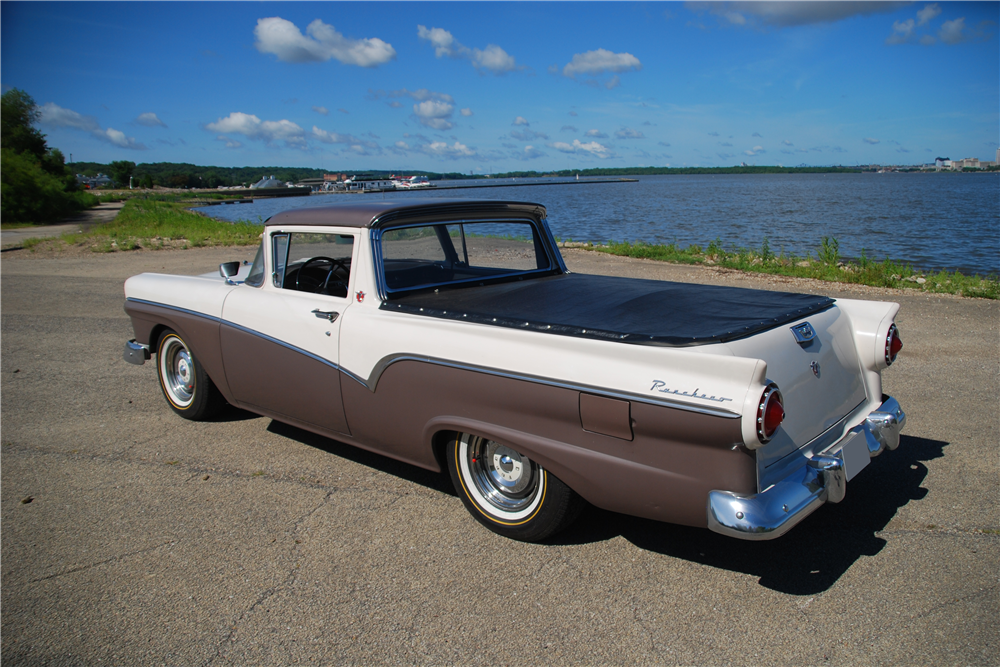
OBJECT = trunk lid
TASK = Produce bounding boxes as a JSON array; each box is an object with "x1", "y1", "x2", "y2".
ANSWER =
[{"x1": 724, "y1": 304, "x2": 867, "y2": 476}]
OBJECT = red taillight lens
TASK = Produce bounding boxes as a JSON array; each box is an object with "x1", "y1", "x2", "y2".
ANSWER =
[
  {"x1": 757, "y1": 384, "x2": 784, "y2": 443},
  {"x1": 885, "y1": 324, "x2": 903, "y2": 365}
]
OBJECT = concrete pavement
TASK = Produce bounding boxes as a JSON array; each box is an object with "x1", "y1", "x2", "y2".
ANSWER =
[{"x1": 1, "y1": 246, "x2": 997, "y2": 665}]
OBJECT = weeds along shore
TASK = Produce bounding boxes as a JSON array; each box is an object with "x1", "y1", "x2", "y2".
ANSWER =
[{"x1": 16, "y1": 195, "x2": 999, "y2": 300}]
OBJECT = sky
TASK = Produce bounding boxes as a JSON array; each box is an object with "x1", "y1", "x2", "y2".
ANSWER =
[{"x1": 2, "y1": 1, "x2": 997, "y2": 173}]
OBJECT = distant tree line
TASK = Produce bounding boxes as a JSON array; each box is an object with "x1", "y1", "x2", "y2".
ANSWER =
[
  {"x1": 493, "y1": 166, "x2": 863, "y2": 178},
  {"x1": 68, "y1": 163, "x2": 476, "y2": 189},
  {"x1": 1, "y1": 88, "x2": 97, "y2": 223}
]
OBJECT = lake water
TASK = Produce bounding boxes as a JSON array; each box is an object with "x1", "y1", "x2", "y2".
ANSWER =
[{"x1": 198, "y1": 173, "x2": 1000, "y2": 275}]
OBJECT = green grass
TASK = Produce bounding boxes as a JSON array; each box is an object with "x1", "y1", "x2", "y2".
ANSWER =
[
  {"x1": 590, "y1": 237, "x2": 999, "y2": 299},
  {"x1": 24, "y1": 197, "x2": 261, "y2": 252}
]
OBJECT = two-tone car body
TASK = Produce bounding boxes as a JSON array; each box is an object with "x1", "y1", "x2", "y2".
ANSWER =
[{"x1": 124, "y1": 199, "x2": 905, "y2": 542}]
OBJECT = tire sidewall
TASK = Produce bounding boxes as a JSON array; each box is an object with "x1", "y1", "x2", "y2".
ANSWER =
[{"x1": 447, "y1": 433, "x2": 577, "y2": 542}]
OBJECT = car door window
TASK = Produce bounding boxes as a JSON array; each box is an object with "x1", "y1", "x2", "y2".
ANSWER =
[{"x1": 272, "y1": 232, "x2": 354, "y2": 298}]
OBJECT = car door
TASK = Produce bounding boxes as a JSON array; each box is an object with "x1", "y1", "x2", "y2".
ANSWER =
[{"x1": 220, "y1": 228, "x2": 356, "y2": 435}]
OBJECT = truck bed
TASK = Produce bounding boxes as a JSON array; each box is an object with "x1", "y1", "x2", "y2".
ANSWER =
[{"x1": 383, "y1": 273, "x2": 834, "y2": 347}]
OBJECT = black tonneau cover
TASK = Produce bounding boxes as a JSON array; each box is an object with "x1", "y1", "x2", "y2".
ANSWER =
[{"x1": 384, "y1": 273, "x2": 834, "y2": 346}]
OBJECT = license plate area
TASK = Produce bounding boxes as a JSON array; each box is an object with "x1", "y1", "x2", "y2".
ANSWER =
[{"x1": 839, "y1": 432, "x2": 871, "y2": 481}]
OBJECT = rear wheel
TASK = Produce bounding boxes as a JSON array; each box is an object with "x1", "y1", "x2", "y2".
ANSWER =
[
  {"x1": 447, "y1": 432, "x2": 582, "y2": 542},
  {"x1": 156, "y1": 330, "x2": 225, "y2": 421}
]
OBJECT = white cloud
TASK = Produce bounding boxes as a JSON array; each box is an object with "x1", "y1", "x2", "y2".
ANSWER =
[
  {"x1": 312, "y1": 106, "x2": 329, "y2": 115},
  {"x1": 254, "y1": 17, "x2": 395, "y2": 67},
  {"x1": 417, "y1": 25, "x2": 520, "y2": 74},
  {"x1": 548, "y1": 139, "x2": 615, "y2": 159},
  {"x1": 519, "y1": 145, "x2": 546, "y2": 160},
  {"x1": 39, "y1": 102, "x2": 147, "y2": 149},
  {"x1": 938, "y1": 17, "x2": 967, "y2": 44},
  {"x1": 782, "y1": 139, "x2": 793, "y2": 146},
  {"x1": 421, "y1": 140, "x2": 476, "y2": 159},
  {"x1": 395, "y1": 140, "x2": 410, "y2": 150},
  {"x1": 413, "y1": 99, "x2": 456, "y2": 130},
  {"x1": 371, "y1": 89, "x2": 459, "y2": 130},
  {"x1": 886, "y1": 18, "x2": 915, "y2": 44},
  {"x1": 513, "y1": 116, "x2": 530, "y2": 126},
  {"x1": 585, "y1": 129, "x2": 607, "y2": 138},
  {"x1": 135, "y1": 112, "x2": 166, "y2": 127},
  {"x1": 920, "y1": 34, "x2": 936, "y2": 45},
  {"x1": 863, "y1": 137, "x2": 880, "y2": 144},
  {"x1": 417, "y1": 25, "x2": 459, "y2": 57},
  {"x1": 472, "y1": 45, "x2": 517, "y2": 74},
  {"x1": 460, "y1": 108, "x2": 473, "y2": 117},
  {"x1": 206, "y1": 111, "x2": 306, "y2": 147},
  {"x1": 616, "y1": 127, "x2": 645, "y2": 139},
  {"x1": 511, "y1": 129, "x2": 549, "y2": 141},
  {"x1": 562, "y1": 49, "x2": 642, "y2": 78},
  {"x1": 917, "y1": 3, "x2": 941, "y2": 25},
  {"x1": 695, "y1": 2, "x2": 904, "y2": 28},
  {"x1": 311, "y1": 126, "x2": 379, "y2": 152},
  {"x1": 218, "y1": 135, "x2": 242, "y2": 149}
]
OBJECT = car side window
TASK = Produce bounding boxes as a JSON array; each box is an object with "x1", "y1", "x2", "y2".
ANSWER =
[{"x1": 273, "y1": 232, "x2": 354, "y2": 298}]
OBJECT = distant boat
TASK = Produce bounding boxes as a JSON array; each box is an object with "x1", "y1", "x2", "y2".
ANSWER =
[{"x1": 395, "y1": 175, "x2": 432, "y2": 189}]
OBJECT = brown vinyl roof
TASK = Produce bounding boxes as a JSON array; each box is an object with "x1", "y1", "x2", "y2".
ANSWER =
[{"x1": 265, "y1": 199, "x2": 547, "y2": 229}]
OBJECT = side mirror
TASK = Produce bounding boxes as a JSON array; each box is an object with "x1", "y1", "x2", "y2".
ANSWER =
[{"x1": 219, "y1": 261, "x2": 241, "y2": 284}]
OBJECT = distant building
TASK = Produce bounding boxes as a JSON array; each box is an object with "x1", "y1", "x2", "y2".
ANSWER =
[
  {"x1": 250, "y1": 175, "x2": 287, "y2": 189},
  {"x1": 952, "y1": 158, "x2": 980, "y2": 170},
  {"x1": 76, "y1": 173, "x2": 114, "y2": 188}
]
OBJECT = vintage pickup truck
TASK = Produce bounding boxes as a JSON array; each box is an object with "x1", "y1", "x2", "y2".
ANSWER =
[{"x1": 123, "y1": 199, "x2": 905, "y2": 542}]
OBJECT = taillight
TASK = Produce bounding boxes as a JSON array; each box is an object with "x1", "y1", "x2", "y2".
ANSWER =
[
  {"x1": 757, "y1": 384, "x2": 784, "y2": 444},
  {"x1": 885, "y1": 324, "x2": 903, "y2": 365}
]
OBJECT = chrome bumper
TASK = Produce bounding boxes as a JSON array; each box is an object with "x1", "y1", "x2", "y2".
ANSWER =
[
  {"x1": 707, "y1": 396, "x2": 906, "y2": 541},
  {"x1": 123, "y1": 339, "x2": 151, "y2": 366}
]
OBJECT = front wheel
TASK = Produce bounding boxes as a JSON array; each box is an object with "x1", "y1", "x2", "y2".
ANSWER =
[
  {"x1": 447, "y1": 433, "x2": 582, "y2": 542},
  {"x1": 156, "y1": 330, "x2": 225, "y2": 421}
]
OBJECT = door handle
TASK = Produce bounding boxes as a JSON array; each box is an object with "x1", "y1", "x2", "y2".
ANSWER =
[{"x1": 312, "y1": 309, "x2": 339, "y2": 322}]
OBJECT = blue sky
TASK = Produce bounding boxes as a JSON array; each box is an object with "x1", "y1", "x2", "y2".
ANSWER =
[{"x1": 2, "y1": 1, "x2": 997, "y2": 172}]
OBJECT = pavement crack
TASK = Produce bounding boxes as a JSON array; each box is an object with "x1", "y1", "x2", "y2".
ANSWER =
[
  {"x1": 201, "y1": 491, "x2": 334, "y2": 666},
  {"x1": 29, "y1": 540, "x2": 174, "y2": 583}
]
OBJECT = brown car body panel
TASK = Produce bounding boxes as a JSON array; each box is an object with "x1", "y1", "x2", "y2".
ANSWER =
[
  {"x1": 219, "y1": 324, "x2": 350, "y2": 435},
  {"x1": 124, "y1": 300, "x2": 236, "y2": 404},
  {"x1": 342, "y1": 360, "x2": 756, "y2": 528},
  {"x1": 127, "y1": 295, "x2": 756, "y2": 528}
]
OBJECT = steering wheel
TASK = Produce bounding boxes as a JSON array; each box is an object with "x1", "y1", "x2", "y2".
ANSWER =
[{"x1": 295, "y1": 256, "x2": 349, "y2": 295}]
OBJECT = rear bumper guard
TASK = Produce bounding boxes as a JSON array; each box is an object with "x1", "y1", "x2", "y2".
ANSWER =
[{"x1": 707, "y1": 396, "x2": 906, "y2": 541}]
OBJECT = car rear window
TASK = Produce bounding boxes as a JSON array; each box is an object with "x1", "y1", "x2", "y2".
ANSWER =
[{"x1": 380, "y1": 220, "x2": 552, "y2": 293}]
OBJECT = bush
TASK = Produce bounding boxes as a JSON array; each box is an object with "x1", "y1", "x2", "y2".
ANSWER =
[{"x1": 1, "y1": 149, "x2": 98, "y2": 223}]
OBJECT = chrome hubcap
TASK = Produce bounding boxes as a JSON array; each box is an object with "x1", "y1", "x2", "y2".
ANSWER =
[
  {"x1": 468, "y1": 438, "x2": 539, "y2": 512},
  {"x1": 161, "y1": 338, "x2": 194, "y2": 406}
]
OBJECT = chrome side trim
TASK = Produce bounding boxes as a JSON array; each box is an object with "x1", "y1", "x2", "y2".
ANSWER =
[
  {"x1": 128, "y1": 297, "x2": 742, "y2": 419},
  {"x1": 125, "y1": 298, "x2": 342, "y2": 373},
  {"x1": 353, "y1": 353, "x2": 741, "y2": 419},
  {"x1": 127, "y1": 298, "x2": 223, "y2": 324},
  {"x1": 708, "y1": 395, "x2": 906, "y2": 540}
]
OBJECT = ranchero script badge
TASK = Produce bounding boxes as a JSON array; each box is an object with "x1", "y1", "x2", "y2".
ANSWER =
[{"x1": 649, "y1": 380, "x2": 732, "y2": 403}]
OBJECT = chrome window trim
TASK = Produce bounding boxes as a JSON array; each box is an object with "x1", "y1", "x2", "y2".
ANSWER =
[{"x1": 369, "y1": 217, "x2": 557, "y2": 301}]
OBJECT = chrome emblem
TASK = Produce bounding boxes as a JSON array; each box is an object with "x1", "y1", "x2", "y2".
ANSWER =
[
  {"x1": 810, "y1": 361, "x2": 821, "y2": 377},
  {"x1": 649, "y1": 380, "x2": 733, "y2": 403},
  {"x1": 791, "y1": 322, "x2": 817, "y2": 345},
  {"x1": 355, "y1": 290, "x2": 366, "y2": 303}
]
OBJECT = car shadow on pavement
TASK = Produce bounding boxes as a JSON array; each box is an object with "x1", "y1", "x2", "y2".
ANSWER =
[
  {"x1": 264, "y1": 420, "x2": 944, "y2": 596},
  {"x1": 265, "y1": 421, "x2": 456, "y2": 496},
  {"x1": 550, "y1": 434, "x2": 947, "y2": 596}
]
